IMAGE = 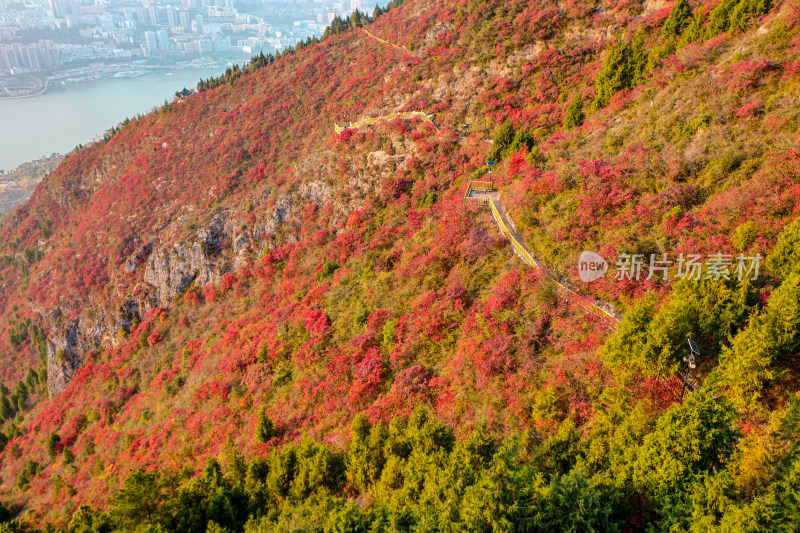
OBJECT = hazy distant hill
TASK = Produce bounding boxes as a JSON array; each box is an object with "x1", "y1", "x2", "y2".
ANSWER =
[{"x1": 0, "y1": 156, "x2": 62, "y2": 213}]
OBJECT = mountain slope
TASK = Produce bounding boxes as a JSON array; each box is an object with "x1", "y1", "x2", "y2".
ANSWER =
[{"x1": 0, "y1": 0, "x2": 799, "y2": 529}]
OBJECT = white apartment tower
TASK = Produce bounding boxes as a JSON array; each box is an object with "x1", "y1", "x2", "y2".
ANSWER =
[{"x1": 157, "y1": 30, "x2": 169, "y2": 51}]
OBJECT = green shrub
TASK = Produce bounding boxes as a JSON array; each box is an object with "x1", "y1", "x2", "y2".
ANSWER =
[
  {"x1": 767, "y1": 218, "x2": 800, "y2": 279},
  {"x1": 714, "y1": 273, "x2": 800, "y2": 409},
  {"x1": 110, "y1": 468, "x2": 167, "y2": 526},
  {"x1": 0, "y1": 397, "x2": 13, "y2": 422},
  {"x1": 602, "y1": 279, "x2": 756, "y2": 376},
  {"x1": 46, "y1": 432, "x2": 61, "y2": 459},
  {"x1": 265, "y1": 447, "x2": 297, "y2": 498},
  {"x1": 677, "y1": 9, "x2": 704, "y2": 47},
  {"x1": 290, "y1": 438, "x2": 344, "y2": 499},
  {"x1": 418, "y1": 190, "x2": 438, "y2": 208},
  {"x1": 487, "y1": 122, "x2": 535, "y2": 162},
  {"x1": 539, "y1": 469, "x2": 622, "y2": 532},
  {"x1": 16, "y1": 460, "x2": 40, "y2": 491},
  {"x1": 732, "y1": 221, "x2": 758, "y2": 252},
  {"x1": 563, "y1": 94, "x2": 585, "y2": 129},
  {"x1": 68, "y1": 506, "x2": 114, "y2": 533},
  {"x1": 506, "y1": 128, "x2": 535, "y2": 157},
  {"x1": 346, "y1": 415, "x2": 387, "y2": 492},
  {"x1": 487, "y1": 121, "x2": 515, "y2": 162},
  {"x1": 381, "y1": 319, "x2": 397, "y2": 348},
  {"x1": 707, "y1": 0, "x2": 741, "y2": 37},
  {"x1": 320, "y1": 259, "x2": 340, "y2": 279},
  {"x1": 706, "y1": 0, "x2": 773, "y2": 39}
]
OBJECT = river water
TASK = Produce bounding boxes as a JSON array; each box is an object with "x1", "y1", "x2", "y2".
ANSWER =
[{"x1": 0, "y1": 68, "x2": 226, "y2": 173}]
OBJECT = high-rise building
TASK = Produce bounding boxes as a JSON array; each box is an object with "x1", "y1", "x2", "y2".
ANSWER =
[
  {"x1": 0, "y1": 43, "x2": 53, "y2": 72},
  {"x1": 11, "y1": 44, "x2": 25, "y2": 67},
  {"x1": 157, "y1": 30, "x2": 169, "y2": 51},
  {"x1": 48, "y1": 0, "x2": 67, "y2": 18},
  {"x1": 67, "y1": 0, "x2": 81, "y2": 17},
  {"x1": 22, "y1": 46, "x2": 41, "y2": 70},
  {"x1": 0, "y1": 47, "x2": 15, "y2": 72},
  {"x1": 143, "y1": 31, "x2": 158, "y2": 55},
  {"x1": 212, "y1": 36, "x2": 231, "y2": 52},
  {"x1": 35, "y1": 41, "x2": 57, "y2": 69}
]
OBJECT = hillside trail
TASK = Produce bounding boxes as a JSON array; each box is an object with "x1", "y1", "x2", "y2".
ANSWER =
[
  {"x1": 465, "y1": 182, "x2": 623, "y2": 324},
  {"x1": 334, "y1": 111, "x2": 439, "y2": 135},
  {"x1": 359, "y1": 27, "x2": 410, "y2": 54},
  {"x1": 328, "y1": 50, "x2": 619, "y2": 324},
  {"x1": 332, "y1": 111, "x2": 622, "y2": 324}
]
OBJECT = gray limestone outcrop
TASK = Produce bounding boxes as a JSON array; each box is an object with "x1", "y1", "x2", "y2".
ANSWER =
[{"x1": 44, "y1": 159, "x2": 384, "y2": 396}]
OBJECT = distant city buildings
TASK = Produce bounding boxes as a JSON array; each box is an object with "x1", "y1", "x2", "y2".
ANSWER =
[
  {"x1": 0, "y1": 41, "x2": 58, "y2": 73},
  {"x1": 0, "y1": 0, "x2": 381, "y2": 81},
  {"x1": 143, "y1": 31, "x2": 158, "y2": 56}
]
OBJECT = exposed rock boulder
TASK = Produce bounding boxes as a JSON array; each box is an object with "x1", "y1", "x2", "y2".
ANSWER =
[
  {"x1": 143, "y1": 215, "x2": 233, "y2": 303},
  {"x1": 45, "y1": 297, "x2": 147, "y2": 395},
  {"x1": 45, "y1": 162, "x2": 373, "y2": 396}
]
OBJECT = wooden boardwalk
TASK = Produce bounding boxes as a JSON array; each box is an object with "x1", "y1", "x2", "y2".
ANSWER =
[{"x1": 465, "y1": 182, "x2": 623, "y2": 323}]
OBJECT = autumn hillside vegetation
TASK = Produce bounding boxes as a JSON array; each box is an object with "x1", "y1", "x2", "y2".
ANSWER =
[{"x1": 0, "y1": 0, "x2": 800, "y2": 531}]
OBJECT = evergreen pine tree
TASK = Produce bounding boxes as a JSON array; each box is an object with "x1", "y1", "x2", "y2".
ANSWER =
[
  {"x1": 0, "y1": 396, "x2": 13, "y2": 421},
  {"x1": 110, "y1": 469, "x2": 167, "y2": 526},
  {"x1": 593, "y1": 35, "x2": 648, "y2": 110},
  {"x1": 661, "y1": 0, "x2": 693, "y2": 37},
  {"x1": 563, "y1": 94, "x2": 585, "y2": 129},
  {"x1": 46, "y1": 432, "x2": 61, "y2": 459},
  {"x1": 256, "y1": 408, "x2": 275, "y2": 443},
  {"x1": 487, "y1": 121, "x2": 515, "y2": 162}
]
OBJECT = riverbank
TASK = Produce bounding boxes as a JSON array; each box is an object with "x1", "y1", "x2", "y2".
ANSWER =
[
  {"x1": 0, "y1": 75, "x2": 48, "y2": 100},
  {"x1": 0, "y1": 66, "x2": 226, "y2": 172},
  {"x1": 0, "y1": 154, "x2": 63, "y2": 212}
]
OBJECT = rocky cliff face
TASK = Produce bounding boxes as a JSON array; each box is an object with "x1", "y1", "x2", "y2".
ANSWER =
[
  {"x1": 42, "y1": 172, "x2": 368, "y2": 395},
  {"x1": 41, "y1": 135, "x2": 403, "y2": 395},
  {"x1": 144, "y1": 215, "x2": 234, "y2": 304},
  {"x1": 45, "y1": 296, "x2": 148, "y2": 394},
  {"x1": 45, "y1": 313, "x2": 105, "y2": 395},
  {"x1": 45, "y1": 213, "x2": 245, "y2": 395},
  {"x1": 45, "y1": 319, "x2": 82, "y2": 396}
]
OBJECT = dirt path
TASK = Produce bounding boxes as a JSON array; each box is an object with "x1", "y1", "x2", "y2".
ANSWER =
[
  {"x1": 359, "y1": 28, "x2": 410, "y2": 54},
  {"x1": 334, "y1": 111, "x2": 439, "y2": 134}
]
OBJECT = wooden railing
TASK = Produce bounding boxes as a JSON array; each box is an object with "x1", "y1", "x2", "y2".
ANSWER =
[
  {"x1": 463, "y1": 180, "x2": 495, "y2": 206},
  {"x1": 472, "y1": 180, "x2": 494, "y2": 192}
]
